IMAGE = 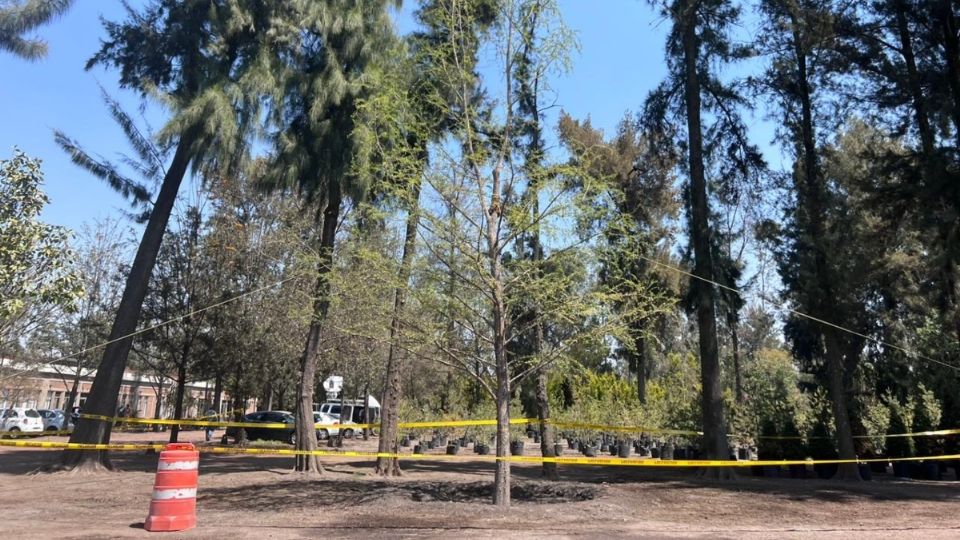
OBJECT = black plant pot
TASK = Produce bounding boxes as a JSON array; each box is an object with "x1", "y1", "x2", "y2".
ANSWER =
[
  {"x1": 533, "y1": 434, "x2": 541, "y2": 443},
  {"x1": 661, "y1": 444, "x2": 674, "y2": 460},
  {"x1": 600, "y1": 443, "x2": 609, "y2": 453},
  {"x1": 617, "y1": 443, "x2": 631, "y2": 458},
  {"x1": 413, "y1": 444, "x2": 424, "y2": 455},
  {"x1": 674, "y1": 448, "x2": 687, "y2": 460},
  {"x1": 400, "y1": 437, "x2": 411, "y2": 448},
  {"x1": 814, "y1": 463, "x2": 838, "y2": 479},
  {"x1": 554, "y1": 443, "x2": 564, "y2": 456},
  {"x1": 737, "y1": 448, "x2": 749, "y2": 461},
  {"x1": 869, "y1": 460, "x2": 888, "y2": 474},
  {"x1": 446, "y1": 444, "x2": 459, "y2": 455},
  {"x1": 609, "y1": 445, "x2": 618, "y2": 456},
  {"x1": 477, "y1": 444, "x2": 490, "y2": 455},
  {"x1": 762, "y1": 466, "x2": 781, "y2": 478},
  {"x1": 917, "y1": 461, "x2": 941, "y2": 480},
  {"x1": 892, "y1": 461, "x2": 910, "y2": 478},
  {"x1": 510, "y1": 441, "x2": 525, "y2": 456},
  {"x1": 583, "y1": 445, "x2": 598, "y2": 457},
  {"x1": 427, "y1": 441, "x2": 436, "y2": 450},
  {"x1": 858, "y1": 463, "x2": 872, "y2": 481},
  {"x1": 788, "y1": 464, "x2": 806, "y2": 479},
  {"x1": 650, "y1": 447, "x2": 661, "y2": 459},
  {"x1": 567, "y1": 438, "x2": 576, "y2": 449}
]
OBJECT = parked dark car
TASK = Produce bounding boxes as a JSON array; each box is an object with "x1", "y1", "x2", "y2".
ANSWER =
[{"x1": 225, "y1": 410, "x2": 329, "y2": 445}]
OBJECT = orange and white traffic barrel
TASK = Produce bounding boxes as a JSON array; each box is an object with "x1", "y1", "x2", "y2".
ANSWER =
[{"x1": 144, "y1": 442, "x2": 199, "y2": 532}]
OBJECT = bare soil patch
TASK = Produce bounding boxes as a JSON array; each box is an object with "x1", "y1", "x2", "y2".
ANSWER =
[{"x1": 2, "y1": 430, "x2": 959, "y2": 539}]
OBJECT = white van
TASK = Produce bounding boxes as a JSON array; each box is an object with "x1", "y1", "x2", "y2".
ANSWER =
[{"x1": 315, "y1": 397, "x2": 380, "y2": 437}]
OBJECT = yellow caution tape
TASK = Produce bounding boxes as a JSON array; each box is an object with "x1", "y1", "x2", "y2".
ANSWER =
[
  {"x1": 4, "y1": 439, "x2": 959, "y2": 467},
  {"x1": 75, "y1": 413, "x2": 960, "y2": 440}
]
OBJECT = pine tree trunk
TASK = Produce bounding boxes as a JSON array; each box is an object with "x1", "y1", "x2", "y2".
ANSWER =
[
  {"x1": 935, "y1": 0, "x2": 960, "y2": 151},
  {"x1": 894, "y1": 0, "x2": 934, "y2": 157},
  {"x1": 294, "y1": 180, "x2": 341, "y2": 474},
  {"x1": 62, "y1": 133, "x2": 195, "y2": 471},
  {"x1": 789, "y1": 13, "x2": 861, "y2": 481},
  {"x1": 681, "y1": 1, "x2": 729, "y2": 468},
  {"x1": 825, "y1": 330, "x2": 860, "y2": 480}
]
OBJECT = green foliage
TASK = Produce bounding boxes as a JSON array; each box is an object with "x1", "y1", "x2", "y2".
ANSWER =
[
  {"x1": 859, "y1": 394, "x2": 891, "y2": 455},
  {"x1": 0, "y1": 149, "x2": 82, "y2": 353},
  {"x1": 807, "y1": 391, "x2": 838, "y2": 460},
  {"x1": 885, "y1": 394, "x2": 914, "y2": 458},
  {"x1": 912, "y1": 384, "x2": 942, "y2": 456}
]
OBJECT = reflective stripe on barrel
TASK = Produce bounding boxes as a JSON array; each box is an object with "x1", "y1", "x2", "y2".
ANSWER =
[
  {"x1": 153, "y1": 488, "x2": 197, "y2": 500},
  {"x1": 157, "y1": 460, "x2": 199, "y2": 471}
]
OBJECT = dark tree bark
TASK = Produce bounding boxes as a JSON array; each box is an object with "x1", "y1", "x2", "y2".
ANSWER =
[
  {"x1": 169, "y1": 361, "x2": 187, "y2": 443},
  {"x1": 152, "y1": 382, "x2": 163, "y2": 433},
  {"x1": 212, "y1": 370, "x2": 223, "y2": 416},
  {"x1": 894, "y1": 0, "x2": 934, "y2": 158},
  {"x1": 62, "y1": 133, "x2": 195, "y2": 471},
  {"x1": 294, "y1": 179, "x2": 341, "y2": 474},
  {"x1": 632, "y1": 326, "x2": 647, "y2": 403},
  {"x1": 376, "y1": 179, "x2": 421, "y2": 477},
  {"x1": 935, "y1": 0, "x2": 960, "y2": 151},
  {"x1": 680, "y1": 2, "x2": 730, "y2": 467},
  {"x1": 729, "y1": 313, "x2": 744, "y2": 403},
  {"x1": 788, "y1": 13, "x2": 860, "y2": 481}
]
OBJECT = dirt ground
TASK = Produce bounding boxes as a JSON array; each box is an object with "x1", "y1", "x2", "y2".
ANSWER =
[{"x1": 1, "y1": 430, "x2": 959, "y2": 539}]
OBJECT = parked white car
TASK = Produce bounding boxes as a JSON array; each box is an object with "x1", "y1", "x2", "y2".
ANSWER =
[
  {"x1": 1, "y1": 408, "x2": 45, "y2": 437},
  {"x1": 313, "y1": 411, "x2": 340, "y2": 440},
  {"x1": 38, "y1": 409, "x2": 70, "y2": 432}
]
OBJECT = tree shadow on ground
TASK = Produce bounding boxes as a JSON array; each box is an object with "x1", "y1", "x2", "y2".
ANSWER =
[
  {"x1": 4, "y1": 446, "x2": 959, "y2": 506},
  {"x1": 197, "y1": 477, "x2": 596, "y2": 510}
]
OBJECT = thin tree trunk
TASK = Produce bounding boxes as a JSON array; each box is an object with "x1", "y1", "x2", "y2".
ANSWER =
[
  {"x1": 213, "y1": 370, "x2": 223, "y2": 416},
  {"x1": 63, "y1": 370, "x2": 81, "y2": 431},
  {"x1": 294, "y1": 180, "x2": 341, "y2": 474},
  {"x1": 152, "y1": 382, "x2": 163, "y2": 433},
  {"x1": 535, "y1": 366, "x2": 558, "y2": 480},
  {"x1": 730, "y1": 316, "x2": 744, "y2": 403},
  {"x1": 493, "y1": 346, "x2": 511, "y2": 507},
  {"x1": 62, "y1": 133, "x2": 195, "y2": 470},
  {"x1": 169, "y1": 362, "x2": 187, "y2": 443},
  {"x1": 681, "y1": 2, "x2": 729, "y2": 469},
  {"x1": 375, "y1": 208, "x2": 414, "y2": 475},
  {"x1": 362, "y1": 385, "x2": 370, "y2": 441},
  {"x1": 633, "y1": 329, "x2": 647, "y2": 403}
]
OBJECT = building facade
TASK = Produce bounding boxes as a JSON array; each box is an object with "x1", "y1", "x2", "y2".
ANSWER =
[{"x1": 0, "y1": 359, "x2": 245, "y2": 418}]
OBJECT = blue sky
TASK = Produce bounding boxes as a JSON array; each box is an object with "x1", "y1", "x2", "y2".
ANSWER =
[{"x1": 0, "y1": 0, "x2": 776, "y2": 234}]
